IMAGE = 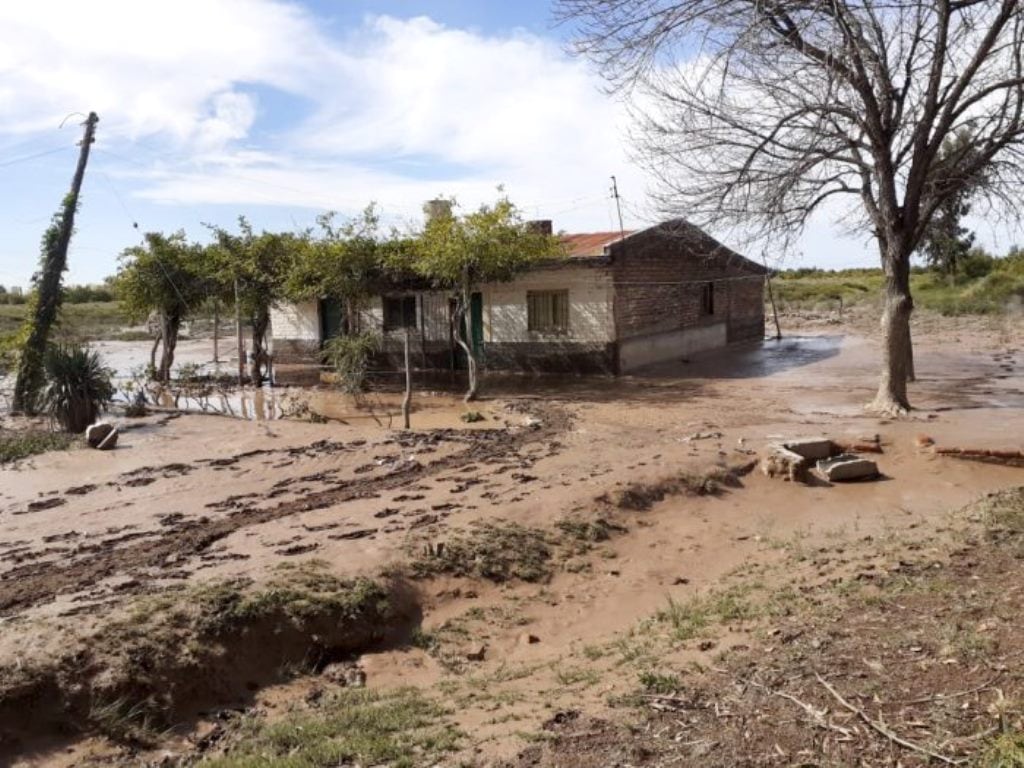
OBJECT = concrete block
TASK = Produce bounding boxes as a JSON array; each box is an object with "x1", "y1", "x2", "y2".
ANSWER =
[
  {"x1": 816, "y1": 454, "x2": 879, "y2": 482},
  {"x1": 782, "y1": 438, "x2": 836, "y2": 460},
  {"x1": 762, "y1": 444, "x2": 811, "y2": 483}
]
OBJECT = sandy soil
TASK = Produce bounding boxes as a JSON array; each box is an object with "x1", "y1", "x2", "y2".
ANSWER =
[{"x1": 1, "y1": 312, "x2": 1022, "y2": 766}]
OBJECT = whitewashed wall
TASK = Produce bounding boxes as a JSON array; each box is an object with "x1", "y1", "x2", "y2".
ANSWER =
[
  {"x1": 270, "y1": 300, "x2": 319, "y2": 342},
  {"x1": 270, "y1": 265, "x2": 614, "y2": 347},
  {"x1": 483, "y1": 266, "x2": 614, "y2": 343}
]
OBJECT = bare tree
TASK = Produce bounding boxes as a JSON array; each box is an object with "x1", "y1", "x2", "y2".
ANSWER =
[{"x1": 557, "y1": 0, "x2": 1024, "y2": 415}]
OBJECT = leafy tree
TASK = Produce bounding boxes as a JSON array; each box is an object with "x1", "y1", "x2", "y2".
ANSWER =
[
  {"x1": 115, "y1": 232, "x2": 208, "y2": 383},
  {"x1": 559, "y1": 0, "x2": 1024, "y2": 415},
  {"x1": 286, "y1": 205, "x2": 384, "y2": 333},
  {"x1": 208, "y1": 218, "x2": 302, "y2": 386},
  {"x1": 919, "y1": 131, "x2": 987, "y2": 278},
  {"x1": 412, "y1": 196, "x2": 563, "y2": 401}
]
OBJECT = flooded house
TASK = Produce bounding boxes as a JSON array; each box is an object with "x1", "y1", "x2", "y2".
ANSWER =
[{"x1": 269, "y1": 218, "x2": 767, "y2": 378}]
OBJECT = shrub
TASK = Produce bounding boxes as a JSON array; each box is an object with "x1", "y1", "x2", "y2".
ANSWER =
[
  {"x1": 322, "y1": 332, "x2": 379, "y2": 393},
  {"x1": 42, "y1": 345, "x2": 114, "y2": 433}
]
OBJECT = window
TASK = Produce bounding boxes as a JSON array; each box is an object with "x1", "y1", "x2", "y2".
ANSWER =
[
  {"x1": 527, "y1": 290, "x2": 569, "y2": 334},
  {"x1": 383, "y1": 295, "x2": 417, "y2": 330},
  {"x1": 699, "y1": 282, "x2": 715, "y2": 316}
]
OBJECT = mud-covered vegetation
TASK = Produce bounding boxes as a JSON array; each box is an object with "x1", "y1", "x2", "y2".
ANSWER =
[
  {"x1": 599, "y1": 464, "x2": 748, "y2": 511},
  {"x1": 410, "y1": 520, "x2": 553, "y2": 583},
  {"x1": 0, "y1": 564, "x2": 402, "y2": 748}
]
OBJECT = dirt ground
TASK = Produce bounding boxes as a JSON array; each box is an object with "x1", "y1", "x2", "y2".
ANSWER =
[{"x1": 1, "y1": 308, "x2": 1022, "y2": 767}]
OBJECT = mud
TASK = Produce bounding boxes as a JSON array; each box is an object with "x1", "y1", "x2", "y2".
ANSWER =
[
  {"x1": 0, "y1": 402, "x2": 570, "y2": 616},
  {"x1": 2, "y1": 317, "x2": 1023, "y2": 766}
]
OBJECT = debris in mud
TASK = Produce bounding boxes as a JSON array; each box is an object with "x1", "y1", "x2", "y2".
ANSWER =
[
  {"x1": 320, "y1": 661, "x2": 367, "y2": 688},
  {"x1": 763, "y1": 438, "x2": 882, "y2": 484},
  {"x1": 936, "y1": 446, "x2": 1024, "y2": 467},
  {"x1": 327, "y1": 528, "x2": 378, "y2": 541},
  {"x1": 86, "y1": 422, "x2": 117, "y2": 450},
  {"x1": 275, "y1": 542, "x2": 319, "y2": 556},
  {"x1": 465, "y1": 643, "x2": 487, "y2": 661},
  {"x1": 683, "y1": 430, "x2": 723, "y2": 442},
  {"x1": 816, "y1": 454, "x2": 880, "y2": 482},
  {"x1": 20, "y1": 497, "x2": 66, "y2": 514}
]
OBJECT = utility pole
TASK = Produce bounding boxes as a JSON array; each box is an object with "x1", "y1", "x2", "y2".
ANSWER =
[
  {"x1": 402, "y1": 326, "x2": 412, "y2": 430},
  {"x1": 234, "y1": 278, "x2": 245, "y2": 388},
  {"x1": 610, "y1": 175, "x2": 626, "y2": 243},
  {"x1": 13, "y1": 112, "x2": 99, "y2": 414},
  {"x1": 212, "y1": 299, "x2": 220, "y2": 365}
]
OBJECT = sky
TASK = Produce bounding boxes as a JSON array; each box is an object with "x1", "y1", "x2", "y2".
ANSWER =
[{"x1": 0, "y1": 0, "x2": 1019, "y2": 289}]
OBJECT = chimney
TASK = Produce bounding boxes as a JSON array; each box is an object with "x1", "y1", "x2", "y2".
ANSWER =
[
  {"x1": 423, "y1": 198, "x2": 453, "y2": 223},
  {"x1": 526, "y1": 219, "x2": 553, "y2": 236}
]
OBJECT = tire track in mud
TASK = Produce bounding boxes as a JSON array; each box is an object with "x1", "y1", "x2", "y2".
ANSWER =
[{"x1": 0, "y1": 403, "x2": 570, "y2": 616}]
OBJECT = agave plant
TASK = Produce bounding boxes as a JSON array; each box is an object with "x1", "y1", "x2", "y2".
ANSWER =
[{"x1": 42, "y1": 345, "x2": 115, "y2": 433}]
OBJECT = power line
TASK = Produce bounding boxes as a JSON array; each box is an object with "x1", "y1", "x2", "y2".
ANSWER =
[{"x1": 0, "y1": 144, "x2": 74, "y2": 169}]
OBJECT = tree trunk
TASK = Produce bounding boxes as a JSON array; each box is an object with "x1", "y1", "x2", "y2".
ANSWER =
[
  {"x1": 149, "y1": 331, "x2": 162, "y2": 378},
  {"x1": 249, "y1": 309, "x2": 270, "y2": 386},
  {"x1": 868, "y1": 252, "x2": 914, "y2": 416},
  {"x1": 157, "y1": 312, "x2": 180, "y2": 383},
  {"x1": 905, "y1": 323, "x2": 916, "y2": 383},
  {"x1": 452, "y1": 290, "x2": 478, "y2": 402}
]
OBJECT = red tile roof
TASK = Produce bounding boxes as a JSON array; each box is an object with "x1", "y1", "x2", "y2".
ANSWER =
[{"x1": 560, "y1": 231, "x2": 635, "y2": 258}]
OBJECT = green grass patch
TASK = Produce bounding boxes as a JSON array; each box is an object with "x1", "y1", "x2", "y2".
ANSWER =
[
  {"x1": 773, "y1": 259, "x2": 1024, "y2": 316},
  {"x1": 0, "y1": 302, "x2": 131, "y2": 342},
  {"x1": 651, "y1": 586, "x2": 759, "y2": 641},
  {"x1": 974, "y1": 732, "x2": 1024, "y2": 767},
  {"x1": 202, "y1": 687, "x2": 461, "y2": 768},
  {"x1": 638, "y1": 670, "x2": 682, "y2": 694},
  {"x1": 0, "y1": 429, "x2": 76, "y2": 464}
]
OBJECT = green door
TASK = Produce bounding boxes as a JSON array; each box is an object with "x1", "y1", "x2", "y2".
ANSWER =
[{"x1": 320, "y1": 298, "x2": 344, "y2": 341}]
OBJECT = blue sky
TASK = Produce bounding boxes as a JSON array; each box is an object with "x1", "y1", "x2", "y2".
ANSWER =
[{"x1": 0, "y1": 1, "x2": 1015, "y2": 289}]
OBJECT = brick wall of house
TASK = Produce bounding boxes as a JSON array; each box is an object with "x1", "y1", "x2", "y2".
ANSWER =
[{"x1": 609, "y1": 222, "x2": 765, "y2": 343}]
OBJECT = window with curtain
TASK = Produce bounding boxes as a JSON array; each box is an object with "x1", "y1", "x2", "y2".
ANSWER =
[{"x1": 527, "y1": 290, "x2": 569, "y2": 333}]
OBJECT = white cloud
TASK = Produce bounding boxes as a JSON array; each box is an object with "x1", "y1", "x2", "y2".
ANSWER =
[
  {"x1": 0, "y1": 1, "x2": 329, "y2": 144},
  {"x1": 7, "y1": 0, "x2": 844, "y2": 275}
]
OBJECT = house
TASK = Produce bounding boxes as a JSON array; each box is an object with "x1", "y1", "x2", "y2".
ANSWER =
[{"x1": 269, "y1": 218, "x2": 767, "y2": 378}]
